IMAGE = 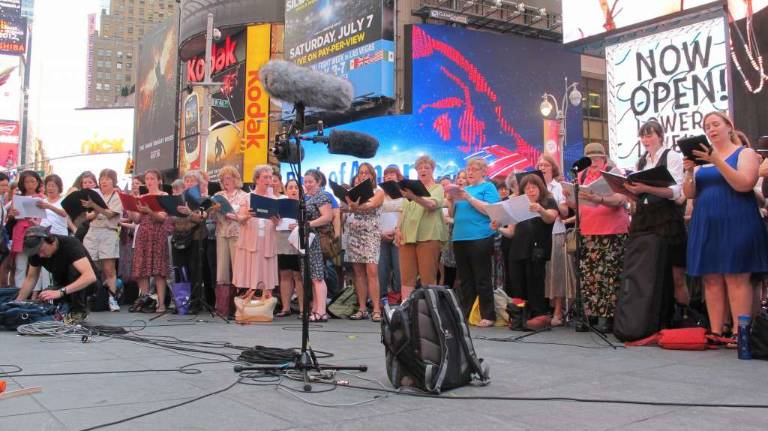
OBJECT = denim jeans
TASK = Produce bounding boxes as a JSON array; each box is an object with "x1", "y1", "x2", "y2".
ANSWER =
[{"x1": 378, "y1": 239, "x2": 401, "y2": 299}]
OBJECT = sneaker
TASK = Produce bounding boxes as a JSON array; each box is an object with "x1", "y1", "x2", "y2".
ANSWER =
[
  {"x1": 64, "y1": 310, "x2": 88, "y2": 325},
  {"x1": 108, "y1": 295, "x2": 120, "y2": 312}
]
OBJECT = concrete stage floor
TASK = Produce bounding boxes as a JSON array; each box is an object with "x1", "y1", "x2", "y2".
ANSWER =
[{"x1": 1, "y1": 310, "x2": 767, "y2": 430}]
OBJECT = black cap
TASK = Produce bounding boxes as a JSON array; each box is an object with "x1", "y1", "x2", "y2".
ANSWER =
[
  {"x1": 23, "y1": 225, "x2": 53, "y2": 256},
  {"x1": 514, "y1": 170, "x2": 545, "y2": 186}
]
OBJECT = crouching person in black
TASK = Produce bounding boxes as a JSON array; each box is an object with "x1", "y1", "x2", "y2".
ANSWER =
[{"x1": 15, "y1": 226, "x2": 100, "y2": 323}]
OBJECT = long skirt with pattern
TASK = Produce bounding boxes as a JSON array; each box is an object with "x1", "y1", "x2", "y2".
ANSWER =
[
  {"x1": 578, "y1": 233, "x2": 627, "y2": 318},
  {"x1": 131, "y1": 215, "x2": 169, "y2": 278}
]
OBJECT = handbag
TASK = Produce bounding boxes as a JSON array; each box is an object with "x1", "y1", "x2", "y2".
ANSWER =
[
  {"x1": 626, "y1": 327, "x2": 715, "y2": 351},
  {"x1": 750, "y1": 310, "x2": 768, "y2": 360},
  {"x1": 506, "y1": 298, "x2": 528, "y2": 331},
  {"x1": 316, "y1": 225, "x2": 341, "y2": 259},
  {"x1": 171, "y1": 229, "x2": 194, "y2": 250},
  {"x1": 169, "y1": 267, "x2": 192, "y2": 315},
  {"x1": 565, "y1": 228, "x2": 577, "y2": 254},
  {"x1": 234, "y1": 284, "x2": 277, "y2": 324},
  {"x1": 215, "y1": 283, "x2": 235, "y2": 318}
]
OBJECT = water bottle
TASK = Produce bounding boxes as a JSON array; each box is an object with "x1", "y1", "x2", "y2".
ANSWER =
[{"x1": 737, "y1": 315, "x2": 752, "y2": 360}]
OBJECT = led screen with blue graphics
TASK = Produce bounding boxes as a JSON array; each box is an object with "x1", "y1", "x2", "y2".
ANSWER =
[{"x1": 282, "y1": 24, "x2": 583, "y2": 185}]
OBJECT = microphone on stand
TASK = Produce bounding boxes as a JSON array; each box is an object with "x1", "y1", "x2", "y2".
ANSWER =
[
  {"x1": 307, "y1": 130, "x2": 379, "y2": 159},
  {"x1": 571, "y1": 156, "x2": 592, "y2": 174}
]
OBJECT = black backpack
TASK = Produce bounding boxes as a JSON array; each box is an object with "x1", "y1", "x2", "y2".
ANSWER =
[
  {"x1": 381, "y1": 285, "x2": 490, "y2": 394},
  {"x1": 0, "y1": 301, "x2": 57, "y2": 330}
]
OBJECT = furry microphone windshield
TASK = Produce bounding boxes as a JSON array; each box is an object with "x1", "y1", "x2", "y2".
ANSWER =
[{"x1": 259, "y1": 60, "x2": 354, "y2": 112}]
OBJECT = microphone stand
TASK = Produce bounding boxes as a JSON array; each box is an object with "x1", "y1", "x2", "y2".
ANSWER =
[
  {"x1": 233, "y1": 103, "x2": 367, "y2": 389},
  {"x1": 569, "y1": 167, "x2": 616, "y2": 348}
]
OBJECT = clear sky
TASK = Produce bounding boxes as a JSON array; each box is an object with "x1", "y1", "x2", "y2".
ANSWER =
[
  {"x1": 27, "y1": 0, "x2": 131, "y2": 187},
  {"x1": 28, "y1": 0, "x2": 100, "y2": 158}
]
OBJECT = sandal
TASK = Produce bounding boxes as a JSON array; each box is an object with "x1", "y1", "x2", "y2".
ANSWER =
[
  {"x1": 310, "y1": 312, "x2": 329, "y2": 322},
  {"x1": 371, "y1": 311, "x2": 382, "y2": 322},
  {"x1": 275, "y1": 310, "x2": 292, "y2": 317},
  {"x1": 708, "y1": 333, "x2": 737, "y2": 349},
  {"x1": 476, "y1": 319, "x2": 494, "y2": 328},
  {"x1": 349, "y1": 310, "x2": 369, "y2": 320}
]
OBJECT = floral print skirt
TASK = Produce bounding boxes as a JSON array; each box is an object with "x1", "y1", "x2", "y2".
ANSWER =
[{"x1": 578, "y1": 233, "x2": 627, "y2": 318}]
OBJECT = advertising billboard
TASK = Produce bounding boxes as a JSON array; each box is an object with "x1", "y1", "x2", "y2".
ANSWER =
[
  {"x1": 179, "y1": 30, "x2": 246, "y2": 175},
  {"x1": 0, "y1": 119, "x2": 18, "y2": 169},
  {"x1": 134, "y1": 19, "x2": 179, "y2": 173},
  {"x1": 50, "y1": 108, "x2": 133, "y2": 188},
  {"x1": 179, "y1": 24, "x2": 274, "y2": 178},
  {"x1": 284, "y1": 0, "x2": 395, "y2": 107},
  {"x1": 606, "y1": 16, "x2": 729, "y2": 169},
  {"x1": 282, "y1": 24, "x2": 582, "y2": 185},
  {"x1": 0, "y1": 1, "x2": 21, "y2": 17},
  {"x1": 242, "y1": 24, "x2": 271, "y2": 179},
  {"x1": 204, "y1": 120, "x2": 244, "y2": 180},
  {"x1": 0, "y1": 54, "x2": 20, "y2": 122},
  {"x1": 0, "y1": 14, "x2": 25, "y2": 55}
]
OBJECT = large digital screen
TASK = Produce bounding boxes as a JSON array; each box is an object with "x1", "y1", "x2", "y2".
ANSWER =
[
  {"x1": 50, "y1": 108, "x2": 134, "y2": 188},
  {"x1": 606, "y1": 16, "x2": 729, "y2": 169},
  {"x1": 284, "y1": 0, "x2": 395, "y2": 106},
  {"x1": 134, "y1": 19, "x2": 178, "y2": 173},
  {"x1": 282, "y1": 24, "x2": 582, "y2": 184}
]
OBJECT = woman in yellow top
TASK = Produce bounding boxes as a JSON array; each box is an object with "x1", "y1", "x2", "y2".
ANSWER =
[{"x1": 395, "y1": 155, "x2": 448, "y2": 301}]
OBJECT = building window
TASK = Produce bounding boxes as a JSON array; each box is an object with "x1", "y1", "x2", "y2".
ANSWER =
[
  {"x1": 106, "y1": 50, "x2": 112, "y2": 56},
  {"x1": 105, "y1": 73, "x2": 111, "y2": 80},
  {"x1": 105, "y1": 61, "x2": 111, "y2": 68},
  {"x1": 104, "y1": 84, "x2": 111, "y2": 90},
  {"x1": 126, "y1": 62, "x2": 132, "y2": 69},
  {"x1": 97, "y1": 60, "x2": 103, "y2": 68},
  {"x1": 97, "y1": 49, "x2": 104, "y2": 56},
  {"x1": 96, "y1": 83, "x2": 102, "y2": 90},
  {"x1": 96, "y1": 72, "x2": 103, "y2": 78},
  {"x1": 116, "y1": 62, "x2": 122, "y2": 70},
  {"x1": 581, "y1": 77, "x2": 608, "y2": 148},
  {"x1": 117, "y1": 51, "x2": 122, "y2": 57}
]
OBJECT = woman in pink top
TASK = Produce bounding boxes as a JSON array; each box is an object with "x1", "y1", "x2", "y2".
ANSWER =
[
  {"x1": 567, "y1": 143, "x2": 629, "y2": 333},
  {"x1": 232, "y1": 165, "x2": 279, "y2": 294}
]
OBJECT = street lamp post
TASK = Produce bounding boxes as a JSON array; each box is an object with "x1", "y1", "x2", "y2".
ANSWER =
[
  {"x1": 195, "y1": 13, "x2": 222, "y2": 174},
  {"x1": 540, "y1": 76, "x2": 583, "y2": 169}
]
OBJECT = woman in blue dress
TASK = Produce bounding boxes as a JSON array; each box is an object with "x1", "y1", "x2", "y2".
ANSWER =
[{"x1": 683, "y1": 111, "x2": 768, "y2": 341}]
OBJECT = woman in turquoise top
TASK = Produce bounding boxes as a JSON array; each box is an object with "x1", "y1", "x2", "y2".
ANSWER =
[{"x1": 451, "y1": 157, "x2": 500, "y2": 326}]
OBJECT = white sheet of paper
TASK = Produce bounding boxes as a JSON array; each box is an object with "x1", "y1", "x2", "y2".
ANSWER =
[
  {"x1": 379, "y1": 212, "x2": 399, "y2": 233},
  {"x1": 485, "y1": 195, "x2": 540, "y2": 225},
  {"x1": 288, "y1": 227, "x2": 315, "y2": 255},
  {"x1": 14, "y1": 196, "x2": 46, "y2": 219},
  {"x1": 276, "y1": 217, "x2": 296, "y2": 231},
  {"x1": 562, "y1": 182, "x2": 596, "y2": 207},
  {"x1": 584, "y1": 177, "x2": 614, "y2": 196}
]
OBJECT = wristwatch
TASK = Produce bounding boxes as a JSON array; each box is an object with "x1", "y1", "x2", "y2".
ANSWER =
[{"x1": 59, "y1": 287, "x2": 67, "y2": 298}]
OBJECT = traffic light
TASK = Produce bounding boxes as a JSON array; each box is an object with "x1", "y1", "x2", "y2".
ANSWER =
[{"x1": 125, "y1": 158, "x2": 134, "y2": 174}]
